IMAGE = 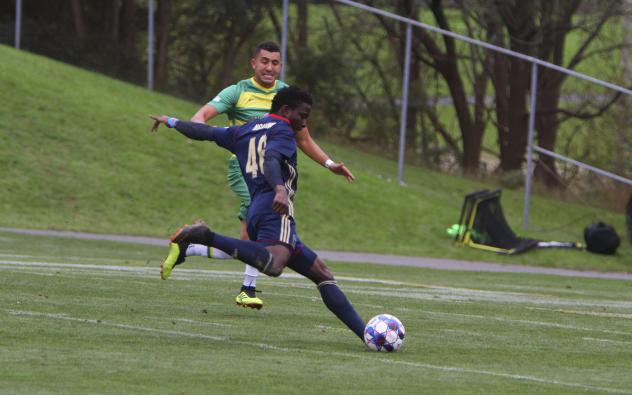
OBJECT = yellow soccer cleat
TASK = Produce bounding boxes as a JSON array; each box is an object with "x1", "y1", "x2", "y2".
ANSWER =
[
  {"x1": 161, "y1": 221, "x2": 213, "y2": 280},
  {"x1": 235, "y1": 290, "x2": 263, "y2": 310},
  {"x1": 161, "y1": 241, "x2": 185, "y2": 280}
]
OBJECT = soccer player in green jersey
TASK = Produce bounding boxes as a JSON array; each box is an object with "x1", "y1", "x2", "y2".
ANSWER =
[{"x1": 180, "y1": 42, "x2": 355, "y2": 309}]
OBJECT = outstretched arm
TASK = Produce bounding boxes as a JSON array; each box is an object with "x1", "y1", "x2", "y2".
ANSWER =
[
  {"x1": 150, "y1": 115, "x2": 221, "y2": 141},
  {"x1": 295, "y1": 127, "x2": 355, "y2": 182}
]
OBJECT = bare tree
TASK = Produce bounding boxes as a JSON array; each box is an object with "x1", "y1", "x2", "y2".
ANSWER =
[
  {"x1": 169, "y1": 1, "x2": 274, "y2": 100},
  {"x1": 491, "y1": 0, "x2": 536, "y2": 174},
  {"x1": 328, "y1": 0, "x2": 488, "y2": 167},
  {"x1": 296, "y1": 0, "x2": 309, "y2": 49},
  {"x1": 413, "y1": 0, "x2": 490, "y2": 172},
  {"x1": 536, "y1": 0, "x2": 620, "y2": 186},
  {"x1": 119, "y1": 0, "x2": 137, "y2": 54},
  {"x1": 155, "y1": 0, "x2": 172, "y2": 91},
  {"x1": 70, "y1": 0, "x2": 87, "y2": 42},
  {"x1": 104, "y1": 0, "x2": 120, "y2": 42},
  {"x1": 492, "y1": 0, "x2": 623, "y2": 185}
]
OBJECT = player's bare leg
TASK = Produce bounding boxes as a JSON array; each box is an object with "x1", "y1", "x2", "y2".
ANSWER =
[{"x1": 260, "y1": 244, "x2": 291, "y2": 276}]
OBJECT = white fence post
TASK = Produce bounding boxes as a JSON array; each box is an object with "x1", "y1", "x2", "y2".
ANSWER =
[
  {"x1": 523, "y1": 63, "x2": 539, "y2": 230},
  {"x1": 15, "y1": 0, "x2": 22, "y2": 49},
  {"x1": 397, "y1": 23, "x2": 413, "y2": 186}
]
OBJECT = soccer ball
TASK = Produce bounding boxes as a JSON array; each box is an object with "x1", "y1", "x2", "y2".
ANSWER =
[{"x1": 364, "y1": 314, "x2": 405, "y2": 352}]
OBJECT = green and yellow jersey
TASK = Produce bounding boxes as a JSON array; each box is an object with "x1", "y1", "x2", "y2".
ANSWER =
[
  {"x1": 208, "y1": 77, "x2": 288, "y2": 219},
  {"x1": 207, "y1": 77, "x2": 288, "y2": 125}
]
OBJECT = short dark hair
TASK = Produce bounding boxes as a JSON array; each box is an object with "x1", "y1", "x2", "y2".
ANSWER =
[
  {"x1": 271, "y1": 86, "x2": 313, "y2": 113},
  {"x1": 254, "y1": 41, "x2": 281, "y2": 58}
]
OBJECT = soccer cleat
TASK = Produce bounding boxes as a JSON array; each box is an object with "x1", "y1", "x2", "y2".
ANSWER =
[
  {"x1": 161, "y1": 242, "x2": 185, "y2": 280},
  {"x1": 161, "y1": 221, "x2": 210, "y2": 280},
  {"x1": 235, "y1": 289, "x2": 263, "y2": 310}
]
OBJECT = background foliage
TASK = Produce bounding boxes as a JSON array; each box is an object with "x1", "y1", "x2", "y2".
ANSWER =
[
  {"x1": 1, "y1": 0, "x2": 631, "y2": 207},
  {"x1": 0, "y1": 44, "x2": 630, "y2": 270}
]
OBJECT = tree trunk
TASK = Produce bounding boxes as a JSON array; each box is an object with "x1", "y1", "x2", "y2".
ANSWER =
[
  {"x1": 218, "y1": 21, "x2": 257, "y2": 90},
  {"x1": 450, "y1": 67, "x2": 482, "y2": 173},
  {"x1": 156, "y1": 0, "x2": 172, "y2": 91},
  {"x1": 296, "y1": 0, "x2": 308, "y2": 49},
  {"x1": 494, "y1": 0, "x2": 536, "y2": 173},
  {"x1": 219, "y1": 39, "x2": 238, "y2": 90},
  {"x1": 617, "y1": 0, "x2": 631, "y2": 173},
  {"x1": 107, "y1": 0, "x2": 120, "y2": 42},
  {"x1": 491, "y1": 50, "x2": 509, "y2": 173},
  {"x1": 534, "y1": 70, "x2": 564, "y2": 186},
  {"x1": 428, "y1": 0, "x2": 480, "y2": 173},
  {"x1": 500, "y1": 56, "x2": 530, "y2": 172},
  {"x1": 70, "y1": 0, "x2": 87, "y2": 42},
  {"x1": 119, "y1": 0, "x2": 136, "y2": 53}
]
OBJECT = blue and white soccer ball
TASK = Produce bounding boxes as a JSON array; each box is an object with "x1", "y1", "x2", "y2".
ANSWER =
[{"x1": 364, "y1": 314, "x2": 405, "y2": 352}]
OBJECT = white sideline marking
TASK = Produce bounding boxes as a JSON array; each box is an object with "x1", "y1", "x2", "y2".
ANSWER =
[
  {"x1": 528, "y1": 307, "x2": 632, "y2": 319},
  {"x1": 0, "y1": 253, "x2": 44, "y2": 258},
  {"x1": 345, "y1": 285, "x2": 632, "y2": 309},
  {"x1": 3, "y1": 308, "x2": 226, "y2": 341},
  {"x1": 315, "y1": 325, "x2": 349, "y2": 333},
  {"x1": 441, "y1": 328, "x2": 486, "y2": 338},
  {"x1": 0, "y1": 260, "x2": 246, "y2": 279},
  {"x1": 418, "y1": 309, "x2": 632, "y2": 337},
  {"x1": 0, "y1": 253, "x2": 130, "y2": 264},
  {"x1": 490, "y1": 283, "x2": 595, "y2": 297},
  {"x1": 583, "y1": 337, "x2": 632, "y2": 345},
  {"x1": 0, "y1": 259, "x2": 426, "y2": 287},
  {"x1": 4, "y1": 260, "x2": 632, "y2": 311},
  {"x1": 2, "y1": 307, "x2": 630, "y2": 394},
  {"x1": 267, "y1": 292, "x2": 320, "y2": 301},
  {"x1": 6, "y1": 270, "x2": 58, "y2": 277},
  {"x1": 173, "y1": 318, "x2": 234, "y2": 328}
]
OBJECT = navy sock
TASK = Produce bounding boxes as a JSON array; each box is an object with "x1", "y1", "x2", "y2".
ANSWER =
[
  {"x1": 318, "y1": 281, "x2": 365, "y2": 340},
  {"x1": 211, "y1": 233, "x2": 274, "y2": 274}
]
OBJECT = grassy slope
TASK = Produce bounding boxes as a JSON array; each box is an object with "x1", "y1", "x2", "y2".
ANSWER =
[{"x1": 0, "y1": 44, "x2": 629, "y2": 272}]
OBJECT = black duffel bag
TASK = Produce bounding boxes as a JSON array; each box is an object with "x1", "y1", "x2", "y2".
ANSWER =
[{"x1": 584, "y1": 222, "x2": 620, "y2": 255}]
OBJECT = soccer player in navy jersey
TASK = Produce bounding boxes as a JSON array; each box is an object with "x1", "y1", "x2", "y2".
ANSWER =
[
  {"x1": 149, "y1": 86, "x2": 366, "y2": 340},
  {"x1": 188, "y1": 41, "x2": 354, "y2": 309}
]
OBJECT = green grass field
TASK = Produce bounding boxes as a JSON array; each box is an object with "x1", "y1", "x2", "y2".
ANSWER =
[{"x1": 1, "y1": 231, "x2": 632, "y2": 394}]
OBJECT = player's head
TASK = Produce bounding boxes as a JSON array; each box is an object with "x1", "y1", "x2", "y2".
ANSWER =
[
  {"x1": 271, "y1": 86, "x2": 313, "y2": 132},
  {"x1": 251, "y1": 41, "x2": 282, "y2": 88}
]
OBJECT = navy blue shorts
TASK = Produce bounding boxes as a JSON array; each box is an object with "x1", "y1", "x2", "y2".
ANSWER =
[
  {"x1": 247, "y1": 212, "x2": 297, "y2": 249},
  {"x1": 247, "y1": 211, "x2": 317, "y2": 274}
]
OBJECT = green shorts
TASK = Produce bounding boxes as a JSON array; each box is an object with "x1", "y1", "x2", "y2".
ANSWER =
[{"x1": 227, "y1": 155, "x2": 251, "y2": 220}]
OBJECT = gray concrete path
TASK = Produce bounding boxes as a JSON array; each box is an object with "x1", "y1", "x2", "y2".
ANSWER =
[{"x1": 1, "y1": 227, "x2": 630, "y2": 281}]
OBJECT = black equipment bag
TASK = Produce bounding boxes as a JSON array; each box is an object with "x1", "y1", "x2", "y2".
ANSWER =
[
  {"x1": 584, "y1": 222, "x2": 620, "y2": 255},
  {"x1": 455, "y1": 189, "x2": 538, "y2": 254}
]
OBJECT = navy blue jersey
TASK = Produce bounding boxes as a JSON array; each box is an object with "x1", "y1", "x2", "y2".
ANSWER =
[{"x1": 212, "y1": 114, "x2": 298, "y2": 218}]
